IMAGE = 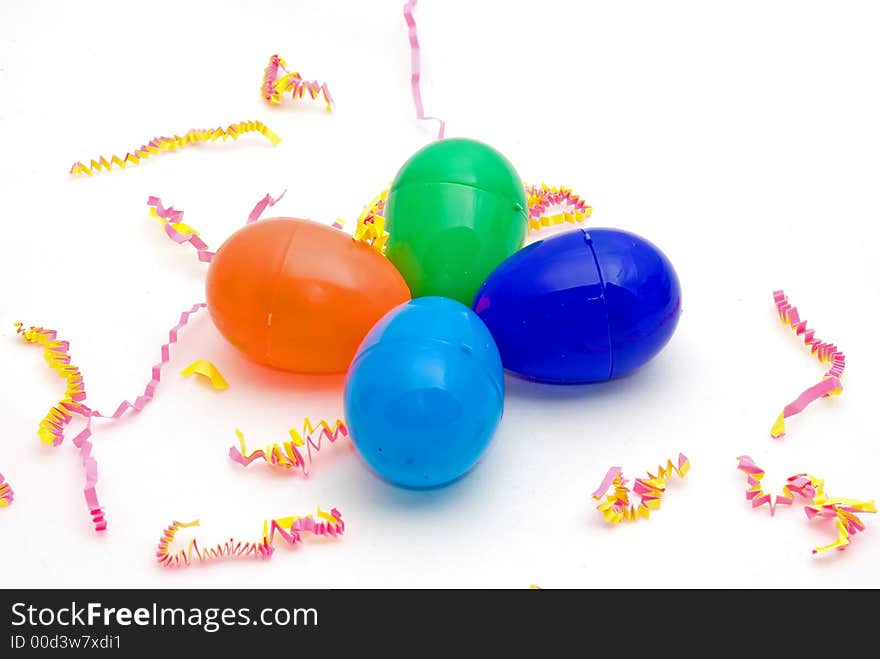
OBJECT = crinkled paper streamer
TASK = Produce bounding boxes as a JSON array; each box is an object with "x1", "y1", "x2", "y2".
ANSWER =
[
  {"x1": 229, "y1": 419, "x2": 349, "y2": 476},
  {"x1": 353, "y1": 190, "x2": 390, "y2": 254},
  {"x1": 736, "y1": 455, "x2": 876, "y2": 554},
  {"x1": 735, "y1": 455, "x2": 816, "y2": 515},
  {"x1": 262, "y1": 55, "x2": 334, "y2": 111},
  {"x1": 146, "y1": 191, "x2": 286, "y2": 263},
  {"x1": 15, "y1": 303, "x2": 206, "y2": 531},
  {"x1": 805, "y1": 493, "x2": 877, "y2": 554},
  {"x1": 14, "y1": 323, "x2": 104, "y2": 529},
  {"x1": 147, "y1": 198, "x2": 215, "y2": 263},
  {"x1": 181, "y1": 360, "x2": 228, "y2": 391},
  {"x1": 354, "y1": 182, "x2": 590, "y2": 254},
  {"x1": 14, "y1": 324, "x2": 90, "y2": 447},
  {"x1": 525, "y1": 184, "x2": 592, "y2": 233},
  {"x1": 157, "y1": 508, "x2": 344, "y2": 567},
  {"x1": 403, "y1": 1, "x2": 445, "y2": 139},
  {"x1": 70, "y1": 120, "x2": 280, "y2": 176},
  {"x1": 0, "y1": 472, "x2": 13, "y2": 507},
  {"x1": 771, "y1": 290, "x2": 846, "y2": 438},
  {"x1": 591, "y1": 453, "x2": 690, "y2": 523},
  {"x1": 245, "y1": 191, "x2": 287, "y2": 224}
]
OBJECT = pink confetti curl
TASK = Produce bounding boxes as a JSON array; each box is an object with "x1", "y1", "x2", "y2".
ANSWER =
[
  {"x1": 146, "y1": 191, "x2": 286, "y2": 264},
  {"x1": 736, "y1": 455, "x2": 817, "y2": 516},
  {"x1": 262, "y1": 55, "x2": 335, "y2": 111},
  {"x1": 147, "y1": 198, "x2": 215, "y2": 263},
  {"x1": 403, "y1": 0, "x2": 445, "y2": 139},
  {"x1": 0, "y1": 472, "x2": 13, "y2": 507},
  {"x1": 736, "y1": 456, "x2": 876, "y2": 554},
  {"x1": 770, "y1": 290, "x2": 845, "y2": 439}
]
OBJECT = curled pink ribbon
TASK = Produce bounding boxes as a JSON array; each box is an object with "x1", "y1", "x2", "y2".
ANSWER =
[
  {"x1": 736, "y1": 455, "x2": 817, "y2": 515},
  {"x1": 147, "y1": 191, "x2": 286, "y2": 263},
  {"x1": 261, "y1": 55, "x2": 334, "y2": 111},
  {"x1": 0, "y1": 472, "x2": 13, "y2": 508},
  {"x1": 157, "y1": 508, "x2": 345, "y2": 568},
  {"x1": 147, "y1": 198, "x2": 215, "y2": 262}
]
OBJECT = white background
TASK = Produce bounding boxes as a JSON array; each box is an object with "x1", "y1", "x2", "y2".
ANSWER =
[{"x1": 1, "y1": 0, "x2": 878, "y2": 588}]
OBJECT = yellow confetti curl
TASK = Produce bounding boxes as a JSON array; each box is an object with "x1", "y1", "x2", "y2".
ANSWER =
[
  {"x1": 353, "y1": 190, "x2": 390, "y2": 255},
  {"x1": 806, "y1": 479, "x2": 876, "y2": 554},
  {"x1": 181, "y1": 360, "x2": 228, "y2": 391},
  {"x1": 351, "y1": 182, "x2": 591, "y2": 256},
  {"x1": 69, "y1": 120, "x2": 281, "y2": 176},
  {"x1": 14, "y1": 323, "x2": 88, "y2": 446}
]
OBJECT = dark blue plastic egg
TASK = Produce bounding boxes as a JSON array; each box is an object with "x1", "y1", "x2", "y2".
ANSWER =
[{"x1": 472, "y1": 228, "x2": 681, "y2": 384}]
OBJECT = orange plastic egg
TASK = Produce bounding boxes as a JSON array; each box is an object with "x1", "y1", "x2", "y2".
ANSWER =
[{"x1": 206, "y1": 218, "x2": 411, "y2": 373}]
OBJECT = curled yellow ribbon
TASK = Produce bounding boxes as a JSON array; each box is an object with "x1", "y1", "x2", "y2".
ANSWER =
[
  {"x1": 592, "y1": 454, "x2": 690, "y2": 524},
  {"x1": 181, "y1": 360, "x2": 229, "y2": 391}
]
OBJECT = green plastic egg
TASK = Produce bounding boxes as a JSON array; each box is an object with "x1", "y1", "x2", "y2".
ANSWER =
[{"x1": 384, "y1": 138, "x2": 528, "y2": 306}]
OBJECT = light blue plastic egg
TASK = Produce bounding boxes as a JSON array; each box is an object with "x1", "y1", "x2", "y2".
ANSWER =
[{"x1": 344, "y1": 297, "x2": 504, "y2": 488}]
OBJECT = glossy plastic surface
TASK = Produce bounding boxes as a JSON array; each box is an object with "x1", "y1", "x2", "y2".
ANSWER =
[
  {"x1": 206, "y1": 218, "x2": 411, "y2": 373},
  {"x1": 384, "y1": 138, "x2": 528, "y2": 306},
  {"x1": 344, "y1": 297, "x2": 504, "y2": 488},
  {"x1": 473, "y1": 228, "x2": 681, "y2": 384},
  {"x1": 590, "y1": 228, "x2": 681, "y2": 378}
]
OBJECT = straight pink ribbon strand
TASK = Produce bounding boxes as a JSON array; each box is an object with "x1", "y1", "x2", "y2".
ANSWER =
[
  {"x1": 403, "y1": 0, "x2": 445, "y2": 139},
  {"x1": 770, "y1": 290, "x2": 846, "y2": 438}
]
